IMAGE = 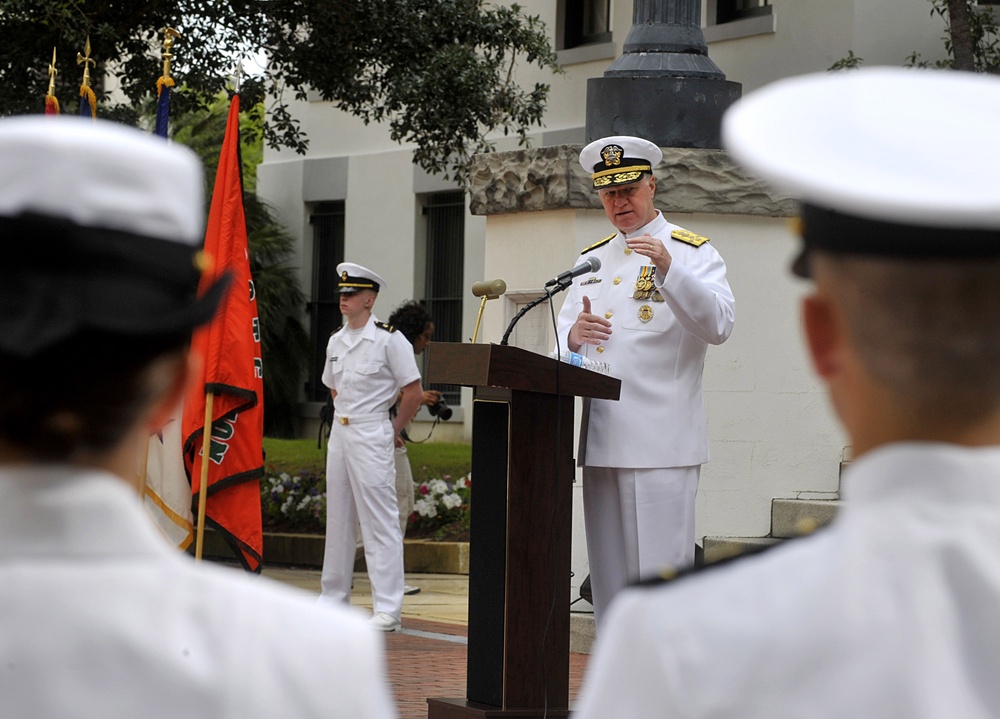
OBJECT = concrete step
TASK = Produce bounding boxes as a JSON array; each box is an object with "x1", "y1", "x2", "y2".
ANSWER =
[
  {"x1": 702, "y1": 535, "x2": 781, "y2": 564},
  {"x1": 771, "y1": 498, "x2": 843, "y2": 538}
]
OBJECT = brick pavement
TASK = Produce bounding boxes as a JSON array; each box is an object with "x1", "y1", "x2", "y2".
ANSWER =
[{"x1": 385, "y1": 618, "x2": 590, "y2": 719}]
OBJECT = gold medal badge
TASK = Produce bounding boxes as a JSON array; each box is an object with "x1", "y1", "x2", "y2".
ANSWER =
[
  {"x1": 638, "y1": 305, "x2": 654, "y2": 323},
  {"x1": 634, "y1": 265, "x2": 656, "y2": 299}
]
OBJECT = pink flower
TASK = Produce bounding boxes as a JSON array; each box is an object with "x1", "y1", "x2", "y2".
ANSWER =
[{"x1": 419, "y1": 484, "x2": 429, "y2": 495}]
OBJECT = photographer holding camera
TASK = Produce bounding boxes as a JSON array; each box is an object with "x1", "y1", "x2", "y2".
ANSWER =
[{"x1": 387, "y1": 300, "x2": 450, "y2": 595}]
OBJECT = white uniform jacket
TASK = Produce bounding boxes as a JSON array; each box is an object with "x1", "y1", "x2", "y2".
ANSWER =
[
  {"x1": 0, "y1": 467, "x2": 397, "y2": 719},
  {"x1": 322, "y1": 315, "x2": 421, "y2": 416},
  {"x1": 556, "y1": 212, "x2": 735, "y2": 468},
  {"x1": 575, "y1": 442, "x2": 1000, "y2": 719}
]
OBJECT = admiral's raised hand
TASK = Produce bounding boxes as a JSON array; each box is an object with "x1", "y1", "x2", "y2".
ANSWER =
[
  {"x1": 569, "y1": 295, "x2": 612, "y2": 352},
  {"x1": 626, "y1": 234, "x2": 672, "y2": 275}
]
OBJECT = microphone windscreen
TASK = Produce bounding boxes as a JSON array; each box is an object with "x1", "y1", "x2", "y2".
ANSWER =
[{"x1": 471, "y1": 279, "x2": 507, "y2": 297}]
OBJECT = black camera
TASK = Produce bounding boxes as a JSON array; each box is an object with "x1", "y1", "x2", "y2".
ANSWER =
[{"x1": 428, "y1": 398, "x2": 453, "y2": 421}]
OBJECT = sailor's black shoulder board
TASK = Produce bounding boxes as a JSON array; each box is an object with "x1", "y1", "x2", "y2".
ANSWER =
[
  {"x1": 375, "y1": 321, "x2": 395, "y2": 332},
  {"x1": 329, "y1": 325, "x2": 343, "y2": 337},
  {"x1": 632, "y1": 526, "x2": 827, "y2": 590},
  {"x1": 580, "y1": 233, "x2": 616, "y2": 255}
]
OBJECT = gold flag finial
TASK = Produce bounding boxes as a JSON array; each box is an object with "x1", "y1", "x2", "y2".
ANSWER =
[
  {"x1": 76, "y1": 35, "x2": 95, "y2": 89},
  {"x1": 160, "y1": 27, "x2": 181, "y2": 81},
  {"x1": 47, "y1": 47, "x2": 58, "y2": 96}
]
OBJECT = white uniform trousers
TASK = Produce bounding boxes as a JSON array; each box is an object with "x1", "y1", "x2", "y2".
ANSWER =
[
  {"x1": 320, "y1": 414, "x2": 404, "y2": 620},
  {"x1": 582, "y1": 465, "x2": 700, "y2": 630},
  {"x1": 394, "y1": 446, "x2": 415, "y2": 537}
]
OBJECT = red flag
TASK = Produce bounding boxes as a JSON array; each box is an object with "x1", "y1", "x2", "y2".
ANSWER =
[{"x1": 182, "y1": 94, "x2": 264, "y2": 573}]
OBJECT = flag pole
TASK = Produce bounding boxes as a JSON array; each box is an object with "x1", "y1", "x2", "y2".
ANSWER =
[
  {"x1": 45, "y1": 48, "x2": 60, "y2": 115},
  {"x1": 194, "y1": 392, "x2": 214, "y2": 561},
  {"x1": 76, "y1": 36, "x2": 96, "y2": 118}
]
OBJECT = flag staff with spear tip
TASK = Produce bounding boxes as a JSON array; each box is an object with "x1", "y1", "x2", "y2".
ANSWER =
[
  {"x1": 45, "y1": 48, "x2": 60, "y2": 115},
  {"x1": 76, "y1": 36, "x2": 96, "y2": 118}
]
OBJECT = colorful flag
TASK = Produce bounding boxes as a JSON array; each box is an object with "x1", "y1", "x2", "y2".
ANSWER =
[
  {"x1": 182, "y1": 94, "x2": 265, "y2": 573},
  {"x1": 154, "y1": 76, "x2": 173, "y2": 137},
  {"x1": 141, "y1": 28, "x2": 193, "y2": 546},
  {"x1": 142, "y1": 410, "x2": 194, "y2": 549},
  {"x1": 77, "y1": 36, "x2": 96, "y2": 119},
  {"x1": 154, "y1": 29, "x2": 179, "y2": 138}
]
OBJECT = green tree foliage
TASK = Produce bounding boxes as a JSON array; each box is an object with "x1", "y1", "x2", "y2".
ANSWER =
[
  {"x1": 0, "y1": 0, "x2": 559, "y2": 182},
  {"x1": 173, "y1": 95, "x2": 310, "y2": 438},
  {"x1": 906, "y1": 0, "x2": 1000, "y2": 73},
  {"x1": 830, "y1": 0, "x2": 1000, "y2": 74}
]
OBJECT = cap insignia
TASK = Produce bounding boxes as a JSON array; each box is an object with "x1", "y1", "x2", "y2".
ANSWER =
[{"x1": 601, "y1": 144, "x2": 624, "y2": 168}]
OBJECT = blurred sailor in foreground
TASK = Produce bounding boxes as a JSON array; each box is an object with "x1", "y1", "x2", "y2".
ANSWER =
[
  {"x1": 0, "y1": 116, "x2": 396, "y2": 719},
  {"x1": 575, "y1": 67, "x2": 1000, "y2": 718}
]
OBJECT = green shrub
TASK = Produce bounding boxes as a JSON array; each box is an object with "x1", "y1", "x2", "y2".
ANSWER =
[{"x1": 260, "y1": 438, "x2": 472, "y2": 535}]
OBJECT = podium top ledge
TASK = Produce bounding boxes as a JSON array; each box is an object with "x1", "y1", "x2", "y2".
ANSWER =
[{"x1": 426, "y1": 343, "x2": 620, "y2": 400}]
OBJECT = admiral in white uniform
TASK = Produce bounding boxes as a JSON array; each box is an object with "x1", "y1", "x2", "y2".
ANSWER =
[
  {"x1": 556, "y1": 136, "x2": 736, "y2": 628},
  {"x1": 576, "y1": 69, "x2": 1000, "y2": 718},
  {"x1": 319, "y1": 263, "x2": 422, "y2": 632},
  {"x1": 0, "y1": 117, "x2": 396, "y2": 718}
]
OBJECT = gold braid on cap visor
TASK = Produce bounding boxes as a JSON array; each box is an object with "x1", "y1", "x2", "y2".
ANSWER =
[{"x1": 592, "y1": 164, "x2": 651, "y2": 187}]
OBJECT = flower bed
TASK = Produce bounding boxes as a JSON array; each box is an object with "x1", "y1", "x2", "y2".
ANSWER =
[{"x1": 261, "y1": 469, "x2": 471, "y2": 541}]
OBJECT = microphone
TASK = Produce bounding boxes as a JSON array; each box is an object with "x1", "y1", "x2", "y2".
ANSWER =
[
  {"x1": 544, "y1": 256, "x2": 602, "y2": 288},
  {"x1": 471, "y1": 279, "x2": 507, "y2": 298}
]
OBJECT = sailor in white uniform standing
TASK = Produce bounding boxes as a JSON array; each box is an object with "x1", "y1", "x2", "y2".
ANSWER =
[
  {"x1": 556, "y1": 136, "x2": 736, "y2": 629},
  {"x1": 319, "y1": 262, "x2": 422, "y2": 632}
]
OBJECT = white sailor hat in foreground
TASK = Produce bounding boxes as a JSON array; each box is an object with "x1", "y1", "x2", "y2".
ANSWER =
[
  {"x1": 722, "y1": 67, "x2": 1000, "y2": 276},
  {"x1": 580, "y1": 135, "x2": 663, "y2": 189},
  {"x1": 0, "y1": 115, "x2": 226, "y2": 357},
  {"x1": 337, "y1": 262, "x2": 387, "y2": 294}
]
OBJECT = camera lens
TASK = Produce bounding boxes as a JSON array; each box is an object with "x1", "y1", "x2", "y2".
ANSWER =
[{"x1": 430, "y1": 399, "x2": 453, "y2": 421}]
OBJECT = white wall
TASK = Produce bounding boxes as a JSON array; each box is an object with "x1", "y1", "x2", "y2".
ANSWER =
[{"x1": 473, "y1": 205, "x2": 848, "y2": 598}]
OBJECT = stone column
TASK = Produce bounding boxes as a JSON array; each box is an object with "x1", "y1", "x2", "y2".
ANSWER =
[{"x1": 586, "y1": 0, "x2": 742, "y2": 148}]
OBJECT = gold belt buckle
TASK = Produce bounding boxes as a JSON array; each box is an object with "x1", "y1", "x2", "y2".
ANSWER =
[{"x1": 339, "y1": 417, "x2": 349, "y2": 425}]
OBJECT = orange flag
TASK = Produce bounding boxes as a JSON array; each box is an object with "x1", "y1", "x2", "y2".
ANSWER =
[{"x1": 182, "y1": 94, "x2": 264, "y2": 573}]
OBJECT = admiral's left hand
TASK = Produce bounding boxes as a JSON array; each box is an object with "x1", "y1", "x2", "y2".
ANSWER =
[{"x1": 626, "y1": 234, "x2": 672, "y2": 276}]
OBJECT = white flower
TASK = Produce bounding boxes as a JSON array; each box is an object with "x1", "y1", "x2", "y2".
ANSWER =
[
  {"x1": 441, "y1": 493, "x2": 463, "y2": 509},
  {"x1": 428, "y1": 478, "x2": 448, "y2": 496},
  {"x1": 414, "y1": 498, "x2": 438, "y2": 518}
]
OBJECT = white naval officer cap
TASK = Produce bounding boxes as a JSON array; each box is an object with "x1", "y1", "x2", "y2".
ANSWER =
[
  {"x1": 0, "y1": 115, "x2": 227, "y2": 358},
  {"x1": 722, "y1": 67, "x2": 1000, "y2": 277},
  {"x1": 579, "y1": 135, "x2": 663, "y2": 189},
  {"x1": 337, "y1": 262, "x2": 387, "y2": 294}
]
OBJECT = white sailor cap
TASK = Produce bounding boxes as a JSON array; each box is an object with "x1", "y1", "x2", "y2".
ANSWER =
[
  {"x1": 337, "y1": 262, "x2": 387, "y2": 294},
  {"x1": 722, "y1": 67, "x2": 1000, "y2": 277},
  {"x1": 580, "y1": 135, "x2": 663, "y2": 189},
  {"x1": 0, "y1": 115, "x2": 226, "y2": 357}
]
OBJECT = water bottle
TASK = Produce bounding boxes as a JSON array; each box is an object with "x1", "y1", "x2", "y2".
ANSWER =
[{"x1": 551, "y1": 349, "x2": 612, "y2": 375}]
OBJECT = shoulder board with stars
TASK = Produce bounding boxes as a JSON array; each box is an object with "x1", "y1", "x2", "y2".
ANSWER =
[
  {"x1": 375, "y1": 321, "x2": 395, "y2": 332},
  {"x1": 580, "y1": 233, "x2": 616, "y2": 255},
  {"x1": 670, "y1": 229, "x2": 710, "y2": 248}
]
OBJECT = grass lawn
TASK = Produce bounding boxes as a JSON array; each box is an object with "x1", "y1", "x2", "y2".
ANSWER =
[{"x1": 262, "y1": 437, "x2": 472, "y2": 484}]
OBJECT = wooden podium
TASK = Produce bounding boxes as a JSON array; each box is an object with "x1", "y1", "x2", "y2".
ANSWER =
[{"x1": 425, "y1": 343, "x2": 620, "y2": 719}]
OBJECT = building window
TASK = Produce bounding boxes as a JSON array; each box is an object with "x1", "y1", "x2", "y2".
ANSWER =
[
  {"x1": 306, "y1": 201, "x2": 345, "y2": 402},
  {"x1": 716, "y1": 0, "x2": 771, "y2": 24},
  {"x1": 422, "y1": 192, "x2": 465, "y2": 406},
  {"x1": 559, "y1": 0, "x2": 611, "y2": 50},
  {"x1": 705, "y1": 0, "x2": 775, "y2": 42}
]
